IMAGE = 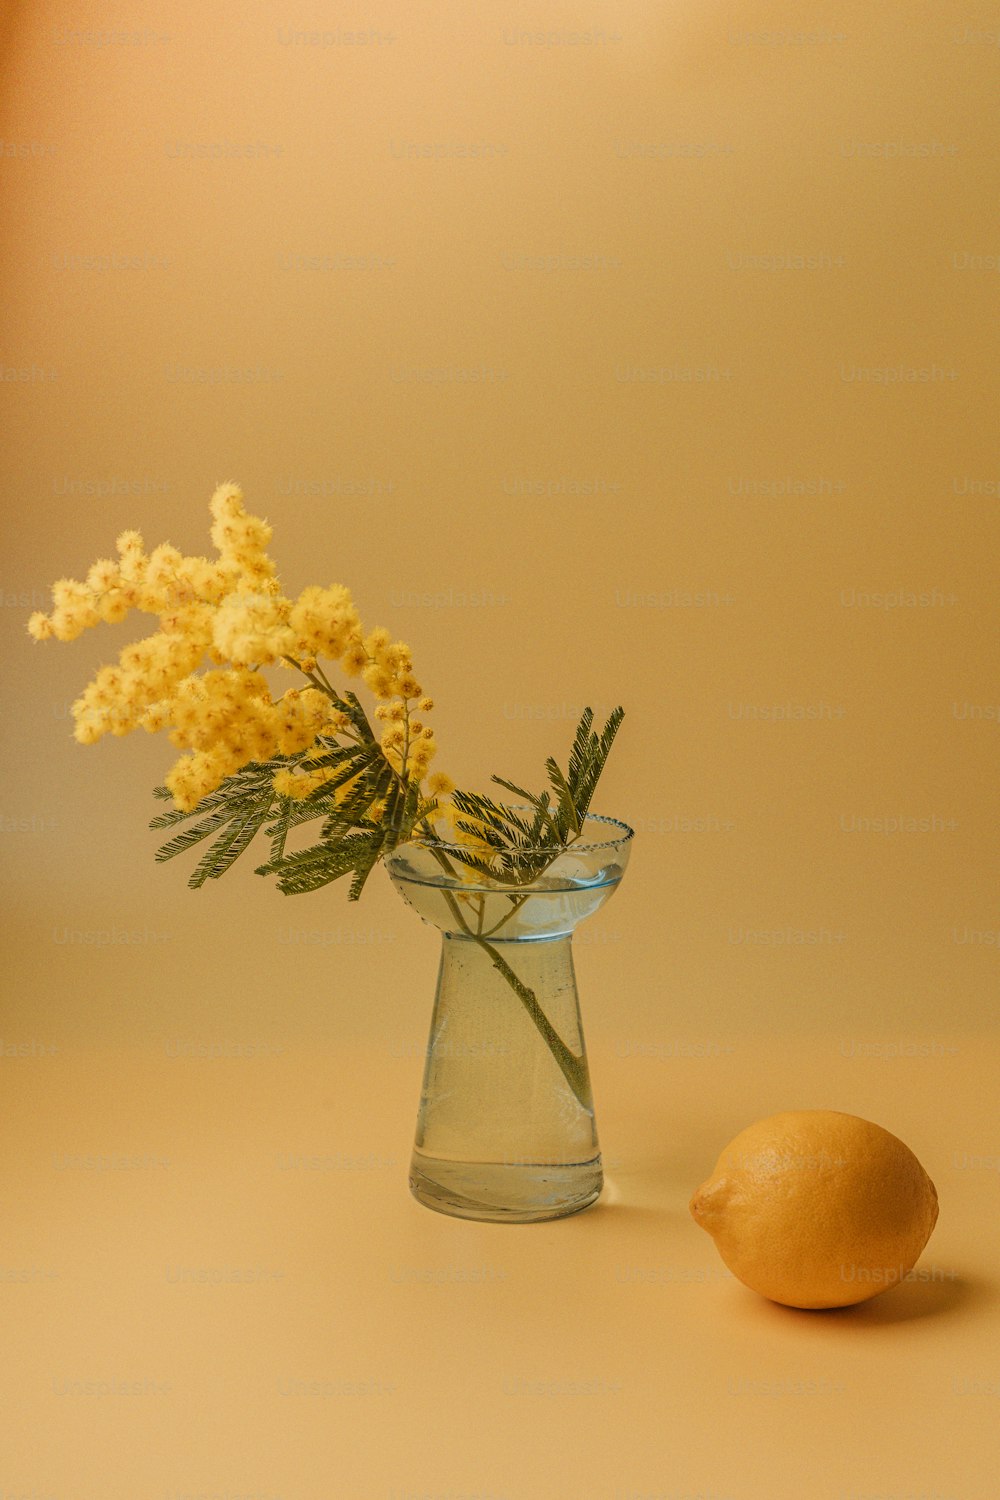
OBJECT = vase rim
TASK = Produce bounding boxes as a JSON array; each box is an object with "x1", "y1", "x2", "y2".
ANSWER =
[{"x1": 396, "y1": 809, "x2": 634, "y2": 857}]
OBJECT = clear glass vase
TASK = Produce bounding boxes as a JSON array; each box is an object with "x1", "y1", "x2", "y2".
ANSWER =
[{"x1": 385, "y1": 813, "x2": 633, "y2": 1223}]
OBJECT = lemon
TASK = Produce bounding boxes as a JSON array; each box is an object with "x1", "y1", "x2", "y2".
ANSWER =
[{"x1": 689, "y1": 1110, "x2": 939, "y2": 1309}]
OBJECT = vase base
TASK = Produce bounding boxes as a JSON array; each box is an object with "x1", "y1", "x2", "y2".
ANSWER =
[{"x1": 409, "y1": 1151, "x2": 603, "y2": 1223}]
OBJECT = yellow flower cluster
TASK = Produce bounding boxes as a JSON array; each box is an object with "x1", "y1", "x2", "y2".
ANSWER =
[
  {"x1": 28, "y1": 482, "x2": 443, "y2": 812},
  {"x1": 273, "y1": 765, "x2": 337, "y2": 800}
]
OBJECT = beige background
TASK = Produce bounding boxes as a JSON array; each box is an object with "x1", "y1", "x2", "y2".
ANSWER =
[{"x1": 1, "y1": 1, "x2": 998, "y2": 1496}]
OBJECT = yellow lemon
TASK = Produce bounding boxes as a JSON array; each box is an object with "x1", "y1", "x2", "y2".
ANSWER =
[{"x1": 689, "y1": 1110, "x2": 939, "y2": 1309}]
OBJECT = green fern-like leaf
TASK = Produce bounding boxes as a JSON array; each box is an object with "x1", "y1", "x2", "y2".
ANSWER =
[
  {"x1": 437, "y1": 706, "x2": 625, "y2": 886},
  {"x1": 146, "y1": 694, "x2": 624, "y2": 909},
  {"x1": 154, "y1": 806, "x2": 241, "y2": 863},
  {"x1": 187, "y1": 802, "x2": 276, "y2": 889},
  {"x1": 256, "y1": 829, "x2": 384, "y2": 897}
]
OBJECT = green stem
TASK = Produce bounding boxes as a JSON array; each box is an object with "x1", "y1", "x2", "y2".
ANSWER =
[
  {"x1": 423, "y1": 845, "x2": 592, "y2": 1112},
  {"x1": 476, "y1": 936, "x2": 592, "y2": 1112}
]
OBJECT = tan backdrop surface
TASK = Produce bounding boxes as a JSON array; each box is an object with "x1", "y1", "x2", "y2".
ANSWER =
[{"x1": 1, "y1": 2, "x2": 997, "y2": 1497}]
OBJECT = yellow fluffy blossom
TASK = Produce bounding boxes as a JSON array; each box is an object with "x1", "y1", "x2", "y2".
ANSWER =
[
  {"x1": 288, "y1": 584, "x2": 360, "y2": 661},
  {"x1": 340, "y1": 639, "x2": 369, "y2": 677},
  {"x1": 272, "y1": 766, "x2": 338, "y2": 800},
  {"x1": 213, "y1": 590, "x2": 296, "y2": 667},
  {"x1": 27, "y1": 611, "x2": 55, "y2": 641},
  {"x1": 27, "y1": 481, "x2": 449, "y2": 813},
  {"x1": 270, "y1": 688, "x2": 346, "y2": 756},
  {"x1": 86, "y1": 558, "x2": 119, "y2": 592}
]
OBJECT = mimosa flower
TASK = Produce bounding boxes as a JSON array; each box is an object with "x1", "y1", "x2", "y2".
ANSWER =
[{"x1": 26, "y1": 481, "x2": 446, "y2": 815}]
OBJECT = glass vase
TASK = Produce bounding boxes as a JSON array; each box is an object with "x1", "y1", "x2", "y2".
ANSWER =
[{"x1": 386, "y1": 813, "x2": 633, "y2": 1223}]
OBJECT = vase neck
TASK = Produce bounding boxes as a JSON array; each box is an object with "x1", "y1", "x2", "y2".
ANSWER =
[{"x1": 442, "y1": 930, "x2": 575, "y2": 948}]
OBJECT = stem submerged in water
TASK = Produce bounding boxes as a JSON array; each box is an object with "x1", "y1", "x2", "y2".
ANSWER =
[
  {"x1": 476, "y1": 936, "x2": 593, "y2": 1112},
  {"x1": 429, "y1": 859, "x2": 592, "y2": 1112}
]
